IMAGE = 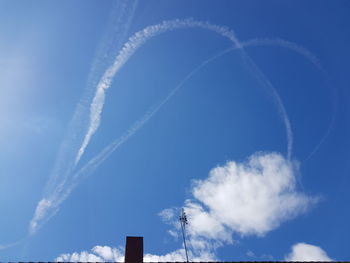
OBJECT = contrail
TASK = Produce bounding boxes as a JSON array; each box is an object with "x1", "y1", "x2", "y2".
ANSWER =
[
  {"x1": 28, "y1": 46, "x2": 279, "y2": 236},
  {"x1": 27, "y1": 0, "x2": 138, "y2": 236},
  {"x1": 44, "y1": 0, "x2": 139, "y2": 197},
  {"x1": 243, "y1": 38, "x2": 336, "y2": 161},
  {"x1": 70, "y1": 37, "x2": 329, "y2": 191},
  {"x1": 70, "y1": 37, "x2": 331, "y2": 198},
  {"x1": 26, "y1": 47, "x2": 243, "y2": 239},
  {"x1": 0, "y1": 238, "x2": 25, "y2": 250},
  {"x1": 76, "y1": 21, "x2": 327, "y2": 166},
  {"x1": 74, "y1": 18, "x2": 242, "y2": 166},
  {"x1": 238, "y1": 52, "x2": 294, "y2": 160},
  {"x1": 243, "y1": 38, "x2": 324, "y2": 72},
  {"x1": 65, "y1": 37, "x2": 332, "y2": 218},
  {"x1": 27, "y1": 19, "x2": 329, "y2": 239}
]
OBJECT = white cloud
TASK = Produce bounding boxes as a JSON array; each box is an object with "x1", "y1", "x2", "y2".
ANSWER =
[
  {"x1": 31, "y1": 19, "x2": 245, "y2": 236},
  {"x1": 55, "y1": 242, "x2": 333, "y2": 262},
  {"x1": 145, "y1": 248, "x2": 216, "y2": 262},
  {"x1": 160, "y1": 152, "x2": 317, "y2": 256},
  {"x1": 285, "y1": 243, "x2": 332, "y2": 261},
  {"x1": 55, "y1": 245, "x2": 214, "y2": 262},
  {"x1": 183, "y1": 201, "x2": 232, "y2": 244},
  {"x1": 55, "y1": 152, "x2": 318, "y2": 262},
  {"x1": 29, "y1": 18, "x2": 306, "y2": 238},
  {"x1": 192, "y1": 152, "x2": 315, "y2": 236},
  {"x1": 55, "y1": 246, "x2": 124, "y2": 262}
]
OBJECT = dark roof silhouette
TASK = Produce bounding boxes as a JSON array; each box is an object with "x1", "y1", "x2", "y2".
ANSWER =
[{"x1": 4, "y1": 237, "x2": 341, "y2": 263}]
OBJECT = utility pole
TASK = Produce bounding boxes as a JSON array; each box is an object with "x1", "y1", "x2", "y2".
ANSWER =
[{"x1": 179, "y1": 208, "x2": 189, "y2": 262}]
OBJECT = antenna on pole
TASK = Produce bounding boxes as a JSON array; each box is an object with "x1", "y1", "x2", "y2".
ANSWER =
[{"x1": 179, "y1": 208, "x2": 189, "y2": 262}]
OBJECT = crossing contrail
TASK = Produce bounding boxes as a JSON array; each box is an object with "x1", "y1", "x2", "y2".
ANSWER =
[
  {"x1": 0, "y1": 238, "x2": 25, "y2": 250},
  {"x1": 68, "y1": 37, "x2": 331, "y2": 197},
  {"x1": 30, "y1": 18, "x2": 246, "y2": 236},
  {"x1": 75, "y1": 24, "x2": 333, "y2": 167},
  {"x1": 26, "y1": 0, "x2": 138, "y2": 236},
  {"x1": 76, "y1": 20, "x2": 336, "y2": 167},
  {"x1": 26, "y1": 19, "x2": 331, "y2": 240},
  {"x1": 73, "y1": 19, "x2": 243, "y2": 166},
  {"x1": 43, "y1": 0, "x2": 139, "y2": 197},
  {"x1": 242, "y1": 38, "x2": 336, "y2": 161},
  {"x1": 27, "y1": 46, "x2": 244, "y2": 239}
]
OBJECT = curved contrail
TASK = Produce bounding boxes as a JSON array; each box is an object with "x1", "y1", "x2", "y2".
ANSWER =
[
  {"x1": 243, "y1": 38, "x2": 336, "y2": 161},
  {"x1": 74, "y1": 19, "x2": 243, "y2": 166},
  {"x1": 243, "y1": 38, "x2": 324, "y2": 72},
  {"x1": 71, "y1": 37, "x2": 332, "y2": 189},
  {"x1": 303, "y1": 75, "x2": 337, "y2": 161},
  {"x1": 26, "y1": 0, "x2": 138, "y2": 236},
  {"x1": 0, "y1": 238, "x2": 25, "y2": 250},
  {"x1": 43, "y1": 0, "x2": 139, "y2": 197},
  {"x1": 30, "y1": 18, "x2": 246, "y2": 237},
  {"x1": 76, "y1": 26, "x2": 333, "y2": 167},
  {"x1": 76, "y1": 20, "x2": 336, "y2": 166},
  {"x1": 27, "y1": 19, "x2": 330, "y2": 240},
  {"x1": 70, "y1": 38, "x2": 333, "y2": 201}
]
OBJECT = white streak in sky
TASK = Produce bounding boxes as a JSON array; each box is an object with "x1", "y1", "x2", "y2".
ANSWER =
[
  {"x1": 74, "y1": 18, "x2": 241, "y2": 165},
  {"x1": 26, "y1": 0, "x2": 138, "y2": 236},
  {"x1": 67, "y1": 37, "x2": 328, "y2": 211},
  {"x1": 0, "y1": 238, "x2": 25, "y2": 250},
  {"x1": 77, "y1": 27, "x2": 332, "y2": 165},
  {"x1": 243, "y1": 38, "x2": 324, "y2": 72},
  {"x1": 42, "y1": 0, "x2": 139, "y2": 198},
  {"x1": 31, "y1": 18, "x2": 245, "y2": 236},
  {"x1": 240, "y1": 52, "x2": 294, "y2": 160},
  {"x1": 27, "y1": 19, "x2": 327, "y2": 238},
  {"x1": 243, "y1": 38, "x2": 336, "y2": 161}
]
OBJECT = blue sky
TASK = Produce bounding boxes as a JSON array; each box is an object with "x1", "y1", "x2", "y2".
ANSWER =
[{"x1": 0, "y1": 0, "x2": 349, "y2": 261}]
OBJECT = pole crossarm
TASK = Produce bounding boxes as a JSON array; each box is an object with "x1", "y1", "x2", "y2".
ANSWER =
[{"x1": 179, "y1": 208, "x2": 189, "y2": 262}]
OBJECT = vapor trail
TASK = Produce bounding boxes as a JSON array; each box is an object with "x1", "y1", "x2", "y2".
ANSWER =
[
  {"x1": 28, "y1": 18, "x2": 328, "y2": 237},
  {"x1": 239, "y1": 51, "x2": 294, "y2": 160},
  {"x1": 32, "y1": 38, "x2": 320, "y2": 236},
  {"x1": 72, "y1": 36, "x2": 332, "y2": 190},
  {"x1": 0, "y1": 238, "x2": 25, "y2": 250},
  {"x1": 77, "y1": 21, "x2": 324, "y2": 166},
  {"x1": 28, "y1": 0, "x2": 138, "y2": 236},
  {"x1": 27, "y1": 45, "x2": 239, "y2": 237},
  {"x1": 26, "y1": 47, "x2": 242, "y2": 238},
  {"x1": 243, "y1": 38, "x2": 336, "y2": 161},
  {"x1": 74, "y1": 18, "x2": 242, "y2": 166},
  {"x1": 64, "y1": 37, "x2": 332, "y2": 221},
  {"x1": 44, "y1": 0, "x2": 138, "y2": 196},
  {"x1": 243, "y1": 38, "x2": 324, "y2": 72},
  {"x1": 72, "y1": 37, "x2": 328, "y2": 187},
  {"x1": 31, "y1": 15, "x2": 286, "y2": 233}
]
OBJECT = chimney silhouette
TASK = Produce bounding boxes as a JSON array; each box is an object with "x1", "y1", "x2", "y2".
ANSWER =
[{"x1": 125, "y1": 236, "x2": 143, "y2": 263}]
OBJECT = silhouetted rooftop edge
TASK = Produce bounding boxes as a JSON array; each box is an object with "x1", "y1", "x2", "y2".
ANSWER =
[
  {"x1": 9, "y1": 237, "x2": 344, "y2": 263},
  {"x1": 3, "y1": 261, "x2": 347, "y2": 263}
]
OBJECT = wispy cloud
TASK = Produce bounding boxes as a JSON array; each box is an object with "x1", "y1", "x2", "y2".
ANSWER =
[
  {"x1": 160, "y1": 152, "x2": 317, "y2": 257},
  {"x1": 285, "y1": 243, "x2": 333, "y2": 261}
]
